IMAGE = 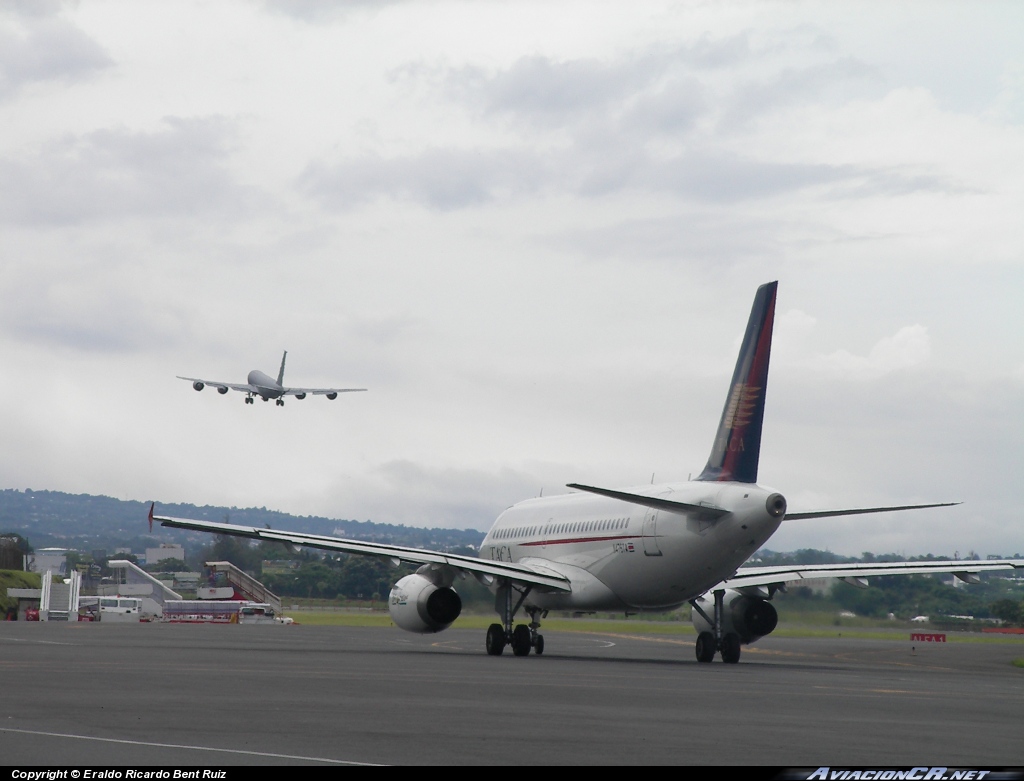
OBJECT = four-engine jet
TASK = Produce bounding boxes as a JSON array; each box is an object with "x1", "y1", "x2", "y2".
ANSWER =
[
  {"x1": 178, "y1": 351, "x2": 366, "y2": 406},
  {"x1": 154, "y1": 283, "x2": 1023, "y2": 662}
]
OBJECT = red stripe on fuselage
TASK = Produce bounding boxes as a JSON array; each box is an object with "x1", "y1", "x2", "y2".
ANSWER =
[{"x1": 506, "y1": 535, "x2": 638, "y2": 547}]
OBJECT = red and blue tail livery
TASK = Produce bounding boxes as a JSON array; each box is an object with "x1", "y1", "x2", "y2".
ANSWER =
[{"x1": 697, "y1": 280, "x2": 777, "y2": 484}]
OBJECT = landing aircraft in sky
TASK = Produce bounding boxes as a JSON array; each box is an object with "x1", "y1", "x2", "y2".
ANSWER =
[
  {"x1": 153, "y1": 283, "x2": 1022, "y2": 662},
  {"x1": 177, "y1": 351, "x2": 366, "y2": 406}
]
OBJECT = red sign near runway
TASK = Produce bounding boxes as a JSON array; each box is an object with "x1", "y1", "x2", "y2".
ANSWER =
[{"x1": 911, "y1": 632, "x2": 946, "y2": 642}]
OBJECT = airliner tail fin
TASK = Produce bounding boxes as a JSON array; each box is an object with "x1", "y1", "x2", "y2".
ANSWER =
[
  {"x1": 277, "y1": 350, "x2": 288, "y2": 386},
  {"x1": 697, "y1": 281, "x2": 777, "y2": 484}
]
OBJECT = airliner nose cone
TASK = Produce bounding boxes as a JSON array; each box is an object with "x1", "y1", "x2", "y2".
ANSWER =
[{"x1": 766, "y1": 493, "x2": 787, "y2": 518}]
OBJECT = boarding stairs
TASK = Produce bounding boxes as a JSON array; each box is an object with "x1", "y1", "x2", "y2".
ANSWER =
[
  {"x1": 41, "y1": 569, "x2": 81, "y2": 621},
  {"x1": 105, "y1": 560, "x2": 182, "y2": 616},
  {"x1": 204, "y1": 561, "x2": 282, "y2": 614}
]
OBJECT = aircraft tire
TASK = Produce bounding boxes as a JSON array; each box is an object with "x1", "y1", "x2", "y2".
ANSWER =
[
  {"x1": 721, "y1": 632, "x2": 741, "y2": 664},
  {"x1": 695, "y1": 631, "x2": 716, "y2": 663},
  {"x1": 486, "y1": 623, "x2": 505, "y2": 656},
  {"x1": 534, "y1": 634, "x2": 544, "y2": 656},
  {"x1": 511, "y1": 624, "x2": 532, "y2": 656}
]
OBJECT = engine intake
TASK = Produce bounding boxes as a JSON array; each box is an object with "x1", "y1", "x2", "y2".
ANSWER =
[
  {"x1": 192, "y1": 381, "x2": 204, "y2": 391},
  {"x1": 692, "y1": 589, "x2": 778, "y2": 644},
  {"x1": 326, "y1": 392, "x2": 338, "y2": 400},
  {"x1": 217, "y1": 386, "x2": 229, "y2": 394},
  {"x1": 388, "y1": 574, "x2": 462, "y2": 634}
]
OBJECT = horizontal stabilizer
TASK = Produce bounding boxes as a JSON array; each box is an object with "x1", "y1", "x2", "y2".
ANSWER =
[
  {"x1": 785, "y1": 501, "x2": 960, "y2": 520},
  {"x1": 566, "y1": 484, "x2": 729, "y2": 517}
]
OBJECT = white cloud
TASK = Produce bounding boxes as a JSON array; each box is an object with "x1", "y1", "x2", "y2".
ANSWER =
[{"x1": 821, "y1": 325, "x2": 931, "y2": 378}]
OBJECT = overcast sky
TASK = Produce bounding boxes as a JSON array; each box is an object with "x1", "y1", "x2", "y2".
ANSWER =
[{"x1": 1, "y1": 1, "x2": 1021, "y2": 557}]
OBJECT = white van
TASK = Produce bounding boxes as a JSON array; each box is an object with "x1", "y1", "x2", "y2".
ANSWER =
[{"x1": 99, "y1": 597, "x2": 142, "y2": 622}]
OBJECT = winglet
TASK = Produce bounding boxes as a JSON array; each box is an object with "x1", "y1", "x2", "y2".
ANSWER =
[
  {"x1": 148, "y1": 502, "x2": 154, "y2": 533},
  {"x1": 277, "y1": 351, "x2": 288, "y2": 386},
  {"x1": 697, "y1": 281, "x2": 777, "y2": 483}
]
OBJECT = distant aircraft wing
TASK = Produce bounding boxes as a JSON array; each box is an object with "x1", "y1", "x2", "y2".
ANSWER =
[
  {"x1": 716, "y1": 559, "x2": 1024, "y2": 591},
  {"x1": 282, "y1": 387, "x2": 367, "y2": 396},
  {"x1": 176, "y1": 376, "x2": 254, "y2": 394},
  {"x1": 149, "y1": 506, "x2": 570, "y2": 593}
]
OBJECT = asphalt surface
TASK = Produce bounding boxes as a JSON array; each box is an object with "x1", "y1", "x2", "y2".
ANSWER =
[{"x1": 1, "y1": 620, "x2": 1022, "y2": 766}]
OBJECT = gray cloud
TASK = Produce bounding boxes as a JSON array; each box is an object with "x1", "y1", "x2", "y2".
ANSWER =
[
  {"x1": 300, "y1": 143, "x2": 874, "y2": 212},
  {"x1": 0, "y1": 117, "x2": 265, "y2": 225},
  {"x1": 310, "y1": 45, "x2": 912, "y2": 212},
  {"x1": 447, "y1": 55, "x2": 657, "y2": 127},
  {"x1": 0, "y1": 287, "x2": 187, "y2": 354},
  {"x1": 443, "y1": 35, "x2": 755, "y2": 130},
  {"x1": 260, "y1": 0, "x2": 409, "y2": 23},
  {"x1": 298, "y1": 147, "x2": 550, "y2": 210},
  {"x1": 552, "y1": 213, "x2": 785, "y2": 265},
  {"x1": 0, "y1": 15, "x2": 112, "y2": 99},
  {"x1": 333, "y1": 459, "x2": 554, "y2": 529}
]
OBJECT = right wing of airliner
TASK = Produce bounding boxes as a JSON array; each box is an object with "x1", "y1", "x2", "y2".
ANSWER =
[
  {"x1": 721, "y1": 558, "x2": 1024, "y2": 591},
  {"x1": 282, "y1": 387, "x2": 367, "y2": 396},
  {"x1": 149, "y1": 506, "x2": 570, "y2": 593}
]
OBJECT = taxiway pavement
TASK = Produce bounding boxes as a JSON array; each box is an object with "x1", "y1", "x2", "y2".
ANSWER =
[{"x1": 1, "y1": 621, "x2": 1021, "y2": 765}]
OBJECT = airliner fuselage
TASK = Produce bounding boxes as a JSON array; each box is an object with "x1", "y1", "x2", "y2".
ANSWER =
[
  {"x1": 482, "y1": 481, "x2": 783, "y2": 611},
  {"x1": 247, "y1": 370, "x2": 284, "y2": 400}
]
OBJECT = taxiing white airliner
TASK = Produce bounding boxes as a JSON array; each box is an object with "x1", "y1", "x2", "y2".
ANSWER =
[
  {"x1": 178, "y1": 351, "x2": 366, "y2": 406},
  {"x1": 153, "y1": 283, "x2": 1022, "y2": 662}
]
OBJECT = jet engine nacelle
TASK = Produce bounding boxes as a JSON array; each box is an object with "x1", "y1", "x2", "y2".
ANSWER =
[
  {"x1": 692, "y1": 589, "x2": 778, "y2": 644},
  {"x1": 326, "y1": 392, "x2": 338, "y2": 400},
  {"x1": 192, "y1": 381, "x2": 204, "y2": 391},
  {"x1": 388, "y1": 573, "x2": 462, "y2": 634},
  {"x1": 294, "y1": 393, "x2": 306, "y2": 400},
  {"x1": 217, "y1": 386, "x2": 229, "y2": 394}
]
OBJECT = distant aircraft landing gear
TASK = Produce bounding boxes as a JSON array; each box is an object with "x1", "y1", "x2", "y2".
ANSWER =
[
  {"x1": 275, "y1": 399, "x2": 284, "y2": 406},
  {"x1": 690, "y1": 590, "x2": 742, "y2": 664},
  {"x1": 244, "y1": 396, "x2": 254, "y2": 405},
  {"x1": 486, "y1": 584, "x2": 545, "y2": 657}
]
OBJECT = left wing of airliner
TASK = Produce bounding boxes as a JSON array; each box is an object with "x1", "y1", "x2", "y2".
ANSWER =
[
  {"x1": 149, "y1": 506, "x2": 571, "y2": 593},
  {"x1": 176, "y1": 377, "x2": 254, "y2": 394}
]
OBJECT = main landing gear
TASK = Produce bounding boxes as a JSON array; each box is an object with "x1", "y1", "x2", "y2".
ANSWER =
[
  {"x1": 485, "y1": 584, "x2": 545, "y2": 657},
  {"x1": 244, "y1": 396, "x2": 254, "y2": 405},
  {"x1": 690, "y1": 590, "x2": 742, "y2": 664},
  {"x1": 275, "y1": 398, "x2": 284, "y2": 406}
]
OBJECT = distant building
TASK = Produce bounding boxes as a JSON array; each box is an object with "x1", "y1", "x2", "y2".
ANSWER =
[
  {"x1": 145, "y1": 543, "x2": 185, "y2": 565},
  {"x1": 25, "y1": 548, "x2": 71, "y2": 575}
]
